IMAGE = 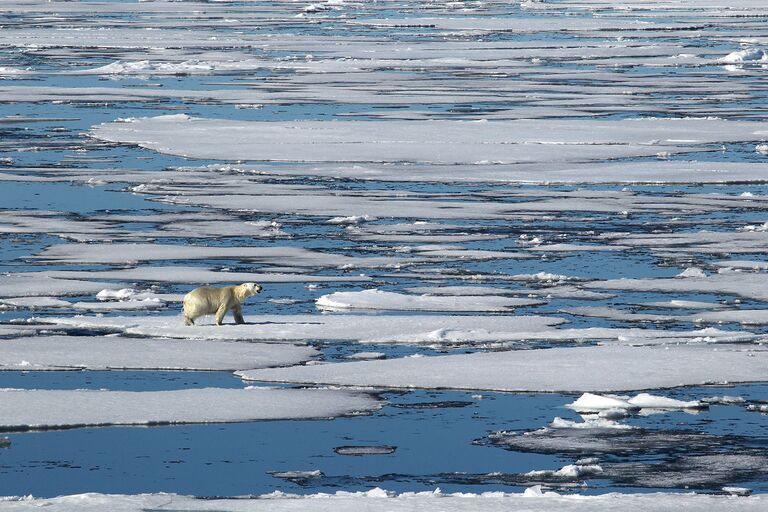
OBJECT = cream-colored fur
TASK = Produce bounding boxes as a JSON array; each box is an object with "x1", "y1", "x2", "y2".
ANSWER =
[{"x1": 182, "y1": 282, "x2": 262, "y2": 326}]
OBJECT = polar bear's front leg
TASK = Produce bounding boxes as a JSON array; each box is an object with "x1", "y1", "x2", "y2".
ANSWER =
[
  {"x1": 215, "y1": 304, "x2": 229, "y2": 325},
  {"x1": 233, "y1": 305, "x2": 245, "y2": 324}
]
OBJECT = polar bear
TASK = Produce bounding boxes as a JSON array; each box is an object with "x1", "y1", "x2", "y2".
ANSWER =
[{"x1": 182, "y1": 282, "x2": 262, "y2": 326}]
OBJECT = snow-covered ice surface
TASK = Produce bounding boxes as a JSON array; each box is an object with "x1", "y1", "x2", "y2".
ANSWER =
[
  {"x1": 0, "y1": 387, "x2": 380, "y2": 430},
  {"x1": 0, "y1": 491, "x2": 765, "y2": 512},
  {"x1": 0, "y1": 336, "x2": 318, "y2": 371},
  {"x1": 315, "y1": 289, "x2": 542, "y2": 312},
  {"x1": 4, "y1": 0, "x2": 768, "y2": 503},
  {"x1": 238, "y1": 345, "x2": 768, "y2": 392}
]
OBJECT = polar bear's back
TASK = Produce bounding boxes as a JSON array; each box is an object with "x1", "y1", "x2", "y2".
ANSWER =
[{"x1": 183, "y1": 286, "x2": 226, "y2": 315}]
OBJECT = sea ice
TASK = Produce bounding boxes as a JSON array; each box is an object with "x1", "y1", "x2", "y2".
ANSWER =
[
  {"x1": 0, "y1": 490, "x2": 764, "y2": 511},
  {"x1": 0, "y1": 387, "x2": 380, "y2": 431},
  {"x1": 36, "y1": 313, "x2": 564, "y2": 343},
  {"x1": 315, "y1": 289, "x2": 542, "y2": 312},
  {"x1": 565, "y1": 393, "x2": 637, "y2": 413},
  {"x1": 721, "y1": 48, "x2": 768, "y2": 64},
  {"x1": 91, "y1": 116, "x2": 768, "y2": 165},
  {"x1": 0, "y1": 275, "x2": 122, "y2": 298},
  {"x1": 0, "y1": 336, "x2": 318, "y2": 371},
  {"x1": 238, "y1": 345, "x2": 768, "y2": 392}
]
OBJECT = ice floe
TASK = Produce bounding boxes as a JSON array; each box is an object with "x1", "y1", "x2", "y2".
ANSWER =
[
  {"x1": 0, "y1": 490, "x2": 764, "y2": 511},
  {"x1": 567, "y1": 392, "x2": 704, "y2": 413},
  {"x1": 526, "y1": 463, "x2": 604, "y2": 479},
  {"x1": 32, "y1": 267, "x2": 369, "y2": 284},
  {"x1": 36, "y1": 313, "x2": 564, "y2": 343},
  {"x1": 91, "y1": 116, "x2": 768, "y2": 165},
  {"x1": 32, "y1": 243, "x2": 411, "y2": 269},
  {"x1": 238, "y1": 345, "x2": 768, "y2": 392},
  {"x1": 315, "y1": 289, "x2": 542, "y2": 312},
  {"x1": 721, "y1": 48, "x2": 768, "y2": 64},
  {"x1": 0, "y1": 275, "x2": 122, "y2": 298},
  {"x1": 0, "y1": 387, "x2": 380, "y2": 431},
  {"x1": 0, "y1": 336, "x2": 318, "y2": 371}
]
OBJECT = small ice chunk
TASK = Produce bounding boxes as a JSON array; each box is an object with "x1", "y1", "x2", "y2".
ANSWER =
[
  {"x1": 756, "y1": 144, "x2": 768, "y2": 155},
  {"x1": 703, "y1": 395, "x2": 745, "y2": 405},
  {"x1": 345, "y1": 352, "x2": 386, "y2": 360},
  {"x1": 270, "y1": 470, "x2": 323, "y2": 479},
  {"x1": 327, "y1": 215, "x2": 376, "y2": 225},
  {"x1": 334, "y1": 445, "x2": 396, "y2": 456},
  {"x1": 721, "y1": 48, "x2": 768, "y2": 64},
  {"x1": 677, "y1": 267, "x2": 706, "y2": 278},
  {"x1": 522, "y1": 485, "x2": 560, "y2": 497},
  {"x1": 96, "y1": 288, "x2": 137, "y2": 300},
  {"x1": 549, "y1": 416, "x2": 633, "y2": 430},
  {"x1": 722, "y1": 486, "x2": 752, "y2": 496},
  {"x1": 598, "y1": 408, "x2": 630, "y2": 420},
  {"x1": 566, "y1": 393, "x2": 636, "y2": 413},
  {"x1": 627, "y1": 393, "x2": 705, "y2": 410},
  {"x1": 526, "y1": 464, "x2": 603, "y2": 479}
]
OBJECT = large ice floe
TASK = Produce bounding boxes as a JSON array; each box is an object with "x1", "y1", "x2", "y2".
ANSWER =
[
  {"x1": 35, "y1": 314, "x2": 565, "y2": 342},
  {"x1": 33, "y1": 313, "x2": 757, "y2": 346},
  {"x1": 0, "y1": 336, "x2": 317, "y2": 371},
  {"x1": 315, "y1": 289, "x2": 542, "y2": 312},
  {"x1": 0, "y1": 387, "x2": 380, "y2": 431},
  {"x1": 238, "y1": 345, "x2": 768, "y2": 392},
  {"x1": 91, "y1": 116, "x2": 768, "y2": 165},
  {"x1": 0, "y1": 490, "x2": 764, "y2": 511}
]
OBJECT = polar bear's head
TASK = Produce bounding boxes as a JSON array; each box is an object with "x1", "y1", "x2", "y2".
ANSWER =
[{"x1": 241, "y1": 282, "x2": 262, "y2": 297}]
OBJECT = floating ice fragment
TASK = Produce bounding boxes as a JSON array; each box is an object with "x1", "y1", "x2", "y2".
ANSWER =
[
  {"x1": 334, "y1": 445, "x2": 396, "y2": 456},
  {"x1": 96, "y1": 288, "x2": 137, "y2": 300},
  {"x1": 522, "y1": 485, "x2": 560, "y2": 497},
  {"x1": 676, "y1": 267, "x2": 706, "y2": 278},
  {"x1": 346, "y1": 352, "x2": 386, "y2": 360},
  {"x1": 721, "y1": 48, "x2": 768, "y2": 64},
  {"x1": 598, "y1": 408, "x2": 630, "y2": 420},
  {"x1": 756, "y1": 144, "x2": 768, "y2": 155},
  {"x1": 566, "y1": 393, "x2": 636, "y2": 413},
  {"x1": 549, "y1": 416, "x2": 634, "y2": 430},
  {"x1": 722, "y1": 487, "x2": 752, "y2": 496},
  {"x1": 270, "y1": 470, "x2": 323, "y2": 479},
  {"x1": 327, "y1": 215, "x2": 376, "y2": 225},
  {"x1": 627, "y1": 393, "x2": 705, "y2": 410},
  {"x1": 703, "y1": 395, "x2": 745, "y2": 405},
  {"x1": 526, "y1": 463, "x2": 603, "y2": 479}
]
